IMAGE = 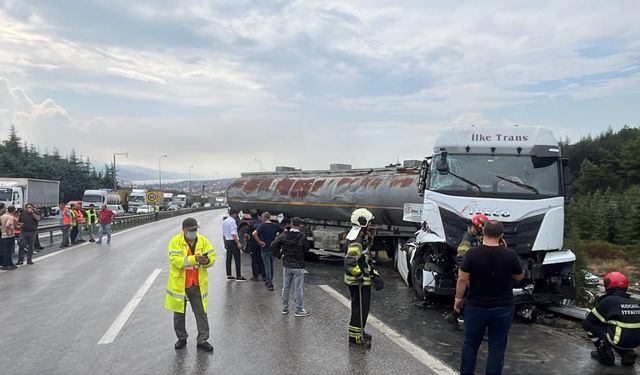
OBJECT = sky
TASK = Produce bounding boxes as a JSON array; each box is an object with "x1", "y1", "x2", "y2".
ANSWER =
[{"x1": 0, "y1": 1, "x2": 639, "y2": 179}]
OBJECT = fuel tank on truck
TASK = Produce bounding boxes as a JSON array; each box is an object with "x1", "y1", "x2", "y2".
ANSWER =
[{"x1": 226, "y1": 166, "x2": 423, "y2": 227}]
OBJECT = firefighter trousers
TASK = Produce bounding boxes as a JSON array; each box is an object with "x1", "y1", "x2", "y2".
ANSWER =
[{"x1": 348, "y1": 284, "x2": 371, "y2": 339}]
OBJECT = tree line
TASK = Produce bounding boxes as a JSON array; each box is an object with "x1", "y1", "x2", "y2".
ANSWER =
[
  {"x1": 561, "y1": 125, "x2": 640, "y2": 246},
  {"x1": 0, "y1": 126, "x2": 114, "y2": 202}
]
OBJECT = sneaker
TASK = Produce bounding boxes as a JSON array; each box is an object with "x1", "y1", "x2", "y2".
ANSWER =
[
  {"x1": 1, "y1": 266, "x2": 17, "y2": 270},
  {"x1": 36, "y1": 247, "x2": 44, "y2": 250},
  {"x1": 89, "y1": 239, "x2": 95, "y2": 242},
  {"x1": 33, "y1": 250, "x2": 39, "y2": 254},
  {"x1": 95, "y1": 241, "x2": 102, "y2": 244},
  {"x1": 27, "y1": 260, "x2": 34, "y2": 265},
  {"x1": 282, "y1": 310, "x2": 289, "y2": 315},
  {"x1": 174, "y1": 340, "x2": 187, "y2": 350},
  {"x1": 267, "y1": 284, "x2": 274, "y2": 291},
  {"x1": 16, "y1": 261, "x2": 24, "y2": 265},
  {"x1": 236, "y1": 276, "x2": 247, "y2": 281},
  {"x1": 349, "y1": 336, "x2": 371, "y2": 348},
  {"x1": 294, "y1": 309, "x2": 310, "y2": 317},
  {"x1": 196, "y1": 341, "x2": 214, "y2": 352},
  {"x1": 227, "y1": 275, "x2": 236, "y2": 280},
  {"x1": 363, "y1": 332, "x2": 372, "y2": 341},
  {"x1": 251, "y1": 276, "x2": 259, "y2": 281}
]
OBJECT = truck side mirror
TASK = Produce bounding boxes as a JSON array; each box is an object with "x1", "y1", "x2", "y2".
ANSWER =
[
  {"x1": 561, "y1": 158, "x2": 572, "y2": 204},
  {"x1": 435, "y1": 151, "x2": 449, "y2": 173}
]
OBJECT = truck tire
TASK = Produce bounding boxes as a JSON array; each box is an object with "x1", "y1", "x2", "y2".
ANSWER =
[{"x1": 411, "y1": 258, "x2": 425, "y2": 299}]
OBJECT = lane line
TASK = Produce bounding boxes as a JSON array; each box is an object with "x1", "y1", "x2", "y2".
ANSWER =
[
  {"x1": 318, "y1": 284, "x2": 457, "y2": 375},
  {"x1": 98, "y1": 268, "x2": 162, "y2": 345}
]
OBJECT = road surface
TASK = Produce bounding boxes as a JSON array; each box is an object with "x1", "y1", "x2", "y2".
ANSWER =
[{"x1": 0, "y1": 210, "x2": 637, "y2": 374}]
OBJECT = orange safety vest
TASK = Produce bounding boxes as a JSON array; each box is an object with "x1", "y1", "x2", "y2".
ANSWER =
[
  {"x1": 185, "y1": 241, "x2": 199, "y2": 288},
  {"x1": 74, "y1": 209, "x2": 85, "y2": 224},
  {"x1": 63, "y1": 208, "x2": 72, "y2": 225}
]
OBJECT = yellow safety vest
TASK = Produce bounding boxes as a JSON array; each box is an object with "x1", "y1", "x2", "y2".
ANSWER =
[
  {"x1": 164, "y1": 233, "x2": 216, "y2": 313},
  {"x1": 86, "y1": 209, "x2": 98, "y2": 224}
]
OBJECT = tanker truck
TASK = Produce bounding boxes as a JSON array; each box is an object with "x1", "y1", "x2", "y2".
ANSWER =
[
  {"x1": 82, "y1": 189, "x2": 129, "y2": 211},
  {"x1": 400, "y1": 125, "x2": 576, "y2": 312},
  {"x1": 226, "y1": 164, "x2": 423, "y2": 258}
]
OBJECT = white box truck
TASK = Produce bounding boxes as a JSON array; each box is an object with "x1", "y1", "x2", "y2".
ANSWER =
[{"x1": 0, "y1": 178, "x2": 60, "y2": 216}]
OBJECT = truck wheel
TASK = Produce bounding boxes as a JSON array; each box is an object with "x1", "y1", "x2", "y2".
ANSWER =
[{"x1": 411, "y1": 260, "x2": 425, "y2": 299}]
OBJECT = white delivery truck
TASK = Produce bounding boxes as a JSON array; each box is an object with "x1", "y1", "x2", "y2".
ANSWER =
[{"x1": 0, "y1": 178, "x2": 60, "y2": 216}]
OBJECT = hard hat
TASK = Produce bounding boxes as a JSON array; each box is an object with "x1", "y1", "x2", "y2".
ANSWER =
[
  {"x1": 471, "y1": 213, "x2": 490, "y2": 228},
  {"x1": 351, "y1": 208, "x2": 374, "y2": 227},
  {"x1": 603, "y1": 272, "x2": 629, "y2": 291}
]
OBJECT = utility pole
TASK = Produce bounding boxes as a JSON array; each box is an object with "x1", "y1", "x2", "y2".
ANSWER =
[
  {"x1": 159, "y1": 154, "x2": 167, "y2": 191},
  {"x1": 254, "y1": 158, "x2": 263, "y2": 172},
  {"x1": 189, "y1": 165, "x2": 194, "y2": 198},
  {"x1": 113, "y1": 152, "x2": 128, "y2": 189}
]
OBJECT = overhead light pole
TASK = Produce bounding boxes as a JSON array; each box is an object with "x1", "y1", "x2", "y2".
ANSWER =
[
  {"x1": 113, "y1": 152, "x2": 128, "y2": 189},
  {"x1": 159, "y1": 154, "x2": 168, "y2": 191},
  {"x1": 189, "y1": 165, "x2": 195, "y2": 198},
  {"x1": 254, "y1": 158, "x2": 263, "y2": 172}
]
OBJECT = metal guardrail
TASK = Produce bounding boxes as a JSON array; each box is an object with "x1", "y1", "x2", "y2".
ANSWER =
[{"x1": 35, "y1": 207, "x2": 222, "y2": 245}]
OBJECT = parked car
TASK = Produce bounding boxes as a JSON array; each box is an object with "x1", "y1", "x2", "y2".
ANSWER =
[
  {"x1": 106, "y1": 204, "x2": 125, "y2": 217},
  {"x1": 191, "y1": 202, "x2": 201, "y2": 208},
  {"x1": 204, "y1": 203, "x2": 212, "y2": 208},
  {"x1": 137, "y1": 205, "x2": 153, "y2": 214},
  {"x1": 167, "y1": 204, "x2": 180, "y2": 211}
]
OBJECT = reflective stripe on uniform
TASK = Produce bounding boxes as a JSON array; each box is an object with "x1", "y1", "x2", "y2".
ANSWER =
[
  {"x1": 166, "y1": 289, "x2": 186, "y2": 300},
  {"x1": 591, "y1": 308, "x2": 640, "y2": 329},
  {"x1": 201, "y1": 292, "x2": 208, "y2": 300},
  {"x1": 169, "y1": 250, "x2": 182, "y2": 256}
]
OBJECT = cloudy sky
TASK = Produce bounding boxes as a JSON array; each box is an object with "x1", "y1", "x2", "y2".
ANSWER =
[{"x1": 1, "y1": 1, "x2": 639, "y2": 178}]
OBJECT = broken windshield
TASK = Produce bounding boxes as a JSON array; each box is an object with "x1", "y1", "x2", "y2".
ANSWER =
[{"x1": 428, "y1": 154, "x2": 560, "y2": 197}]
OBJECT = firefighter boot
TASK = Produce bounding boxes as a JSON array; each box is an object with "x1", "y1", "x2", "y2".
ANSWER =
[
  {"x1": 591, "y1": 340, "x2": 615, "y2": 366},
  {"x1": 349, "y1": 335, "x2": 371, "y2": 349}
]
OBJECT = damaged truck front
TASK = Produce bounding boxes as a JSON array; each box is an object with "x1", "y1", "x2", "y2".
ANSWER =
[{"x1": 398, "y1": 125, "x2": 576, "y2": 315}]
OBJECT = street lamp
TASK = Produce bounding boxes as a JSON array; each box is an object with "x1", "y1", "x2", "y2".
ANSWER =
[
  {"x1": 159, "y1": 155, "x2": 168, "y2": 191},
  {"x1": 113, "y1": 152, "x2": 128, "y2": 189},
  {"x1": 254, "y1": 158, "x2": 263, "y2": 172},
  {"x1": 189, "y1": 165, "x2": 195, "y2": 198}
]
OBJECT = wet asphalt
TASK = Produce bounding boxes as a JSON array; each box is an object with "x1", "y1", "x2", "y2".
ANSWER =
[{"x1": 0, "y1": 209, "x2": 638, "y2": 375}]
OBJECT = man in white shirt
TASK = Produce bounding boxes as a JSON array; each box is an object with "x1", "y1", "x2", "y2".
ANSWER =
[{"x1": 222, "y1": 208, "x2": 245, "y2": 281}]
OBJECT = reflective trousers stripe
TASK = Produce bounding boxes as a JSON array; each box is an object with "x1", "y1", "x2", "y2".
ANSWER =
[{"x1": 166, "y1": 289, "x2": 186, "y2": 300}]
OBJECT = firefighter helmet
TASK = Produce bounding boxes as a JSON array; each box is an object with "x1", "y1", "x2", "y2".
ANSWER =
[
  {"x1": 603, "y1": 272, "x2": 629, "y2": 291},
  {"x1": 471, "y1": 213, "x2": 490, "y2": 228},
  {"x1": 351, "y1": 208, "x2": 375, "y2": 227}
]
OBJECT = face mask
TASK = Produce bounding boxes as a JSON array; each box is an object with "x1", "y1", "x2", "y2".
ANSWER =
[{"x1": 185, "y1": 231, "x2": 197, "y2": 240}]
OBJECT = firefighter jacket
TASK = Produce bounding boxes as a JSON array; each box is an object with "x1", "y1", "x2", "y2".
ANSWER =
[
  {"x1": 456, "y1": 230, "x2": 482, "y2": 266},
  {"x1": 344, "y1": 236, "x2": 378, "y2": 286},
  {"x1": 164, "y1": 233, "x2": 216, "y2": 313},
  {"x1": 585, "y1": 290, "x2": 640, "y2": 348}
]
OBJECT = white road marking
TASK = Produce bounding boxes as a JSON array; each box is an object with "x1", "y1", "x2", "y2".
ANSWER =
[
  {"x1": 318, "y1": 284, "x2": 457, "y2": 375},
  {"x1": 98, "y1": 268, "x2": 162, "y2": 345}
]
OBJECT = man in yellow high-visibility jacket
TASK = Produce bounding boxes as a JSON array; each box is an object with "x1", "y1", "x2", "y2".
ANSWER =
[{"x1": 165, "y1": 217, "x2": 216, "y2": 352}]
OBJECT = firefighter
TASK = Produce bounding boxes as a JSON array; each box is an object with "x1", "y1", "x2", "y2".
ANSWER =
[
  {"x1": 456, "y1": 213, "x2": 490, "y2": 266},
  {"x1": 344, "y1": 208, "x2": 384, "y2": 349},
  {"x1": 583, "y1": 272, "x2": 640, "y2": 366}
]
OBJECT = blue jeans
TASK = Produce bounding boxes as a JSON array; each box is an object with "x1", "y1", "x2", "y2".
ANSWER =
[
  {"x1": 282, "y1": 267, "x2": 305, "y2": 312},
  {"x1": 261, "y1": 250, "x2": 274, "y2": 285},
  {"x1": 460, "y1": 305, "x2": 514, "y2": 375},
  {"x1": 97, "y1": 224, "x2": 112, "y2": 243},
  {"x1": 2, "y1": 237, "x2": 16, "y2": 267}
]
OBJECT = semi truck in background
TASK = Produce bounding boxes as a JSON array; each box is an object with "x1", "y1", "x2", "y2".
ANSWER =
[
  {"x1": 227, "y1": 125, "x2": 576, "y2": 311},
  {"x1": 162, "y1": 192, "x2": 175, "y2": 210},
  {"x1": 175, "y1": 194, "x2": 187, "y2": 208},
  {"x1": 128, "y1": 189, "x2": 147, "y2": 213},
  {"x1": 0, "y1": 178, "x2": 60, "y2": 216},
  {"x1": 82, "y1": 189, "x2": 129, "y2": 211}
]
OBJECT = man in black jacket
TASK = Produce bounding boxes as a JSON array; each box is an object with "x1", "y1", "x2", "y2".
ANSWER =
[
  {"x1": 583, "y1": 272, "x2": 640, "y2": 366},
  {"x1": 271, "y1": 217, "x2": 310, "y2": 317}
]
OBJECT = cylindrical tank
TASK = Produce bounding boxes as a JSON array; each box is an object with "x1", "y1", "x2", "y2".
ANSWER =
[{"x1": 227, "y1": 168, "x2": 422, "y2": 227}]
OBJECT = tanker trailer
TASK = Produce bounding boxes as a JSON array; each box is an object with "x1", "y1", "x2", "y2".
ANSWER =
[{"x1": 226, "y1": 166, "x2": 423, "y2": 259}]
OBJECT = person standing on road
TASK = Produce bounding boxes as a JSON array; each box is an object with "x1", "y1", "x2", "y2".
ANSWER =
[
  {"x1": 252, "y1": 212, "x2": 284, "y2": 291},
  {"x1": 69, "y1": 203, "x2": 79, "y2": 244},
  {"x1": 344, "y1": 208, "x2": 383, "y2": 348},
  {"x1": 75, "y1": 204, "x2": 86, "y2": 243},
  {"x1": 583, "y1": 272, "x2": 640, "y2": 367},
  {"x1": 0, "y1": 203, "x2": 5, "y2": 265},
  {"x1": 85, "y1": 204, "x2": 98, "y2": 242},
  {"x1": 165, "y1": 217, "x2": 216, "y2": 352},
  {"x1": 271, "y1": 217, "x2": 310, "y2": 317},
  {"x1": 96, "y1": 204, "x2": 116, "y2": 244},
  {"x1": 17, "y1": 203, "x2": 41, "y2": 265},
  {"x1": 154, "y1": 204, "x2": 160, "y2": 221},
  {"x1": 58, "y1": 203, "x2": 71, "y2": 248},
  {"x1": 455, "y1": 220, "x2": 524, "y2": 375},
  {"x1": 247, "y1": 210, "x2": 265, "y2": 281},
  {"x1": 222, "y1": 208, "x2": 245, "y2": 281},
  {"x1": 1, "y1": 206, "x2": 18, "y2": 270}
]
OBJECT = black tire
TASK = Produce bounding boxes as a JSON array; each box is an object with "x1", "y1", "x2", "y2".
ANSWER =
[{"x1": 411, "y1": 259, "x2": 425, "y2": 299}]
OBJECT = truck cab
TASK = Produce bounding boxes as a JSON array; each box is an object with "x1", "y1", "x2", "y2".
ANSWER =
[{"x1": 399, "y1": 125, "x2": 576, "y2": 306}]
